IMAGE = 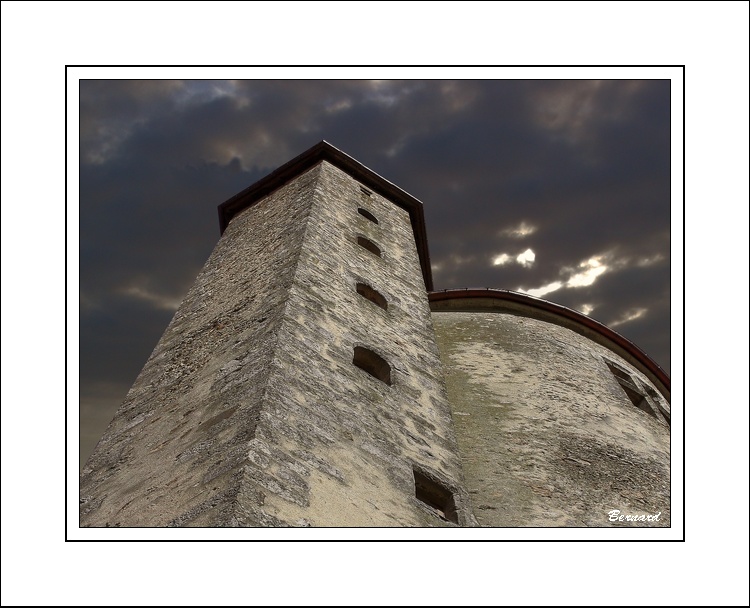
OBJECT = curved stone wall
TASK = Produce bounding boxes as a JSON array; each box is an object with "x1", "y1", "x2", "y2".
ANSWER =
[{"x1": 432, "y1": 300, "x2": 670, "y2": 527}]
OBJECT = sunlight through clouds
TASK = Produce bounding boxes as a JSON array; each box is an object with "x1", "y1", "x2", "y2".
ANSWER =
[
  {"x1": 516, "y1": 248, "x2": 536, "y2": 267},
  {"x1": 637, "y1": 254, "x2": 665, "y2": 267},
  {"x1": 525, "y1": 281, "x2": 563, "y2": 298},
  {"x1": 500, "y1": 221, "x2": 537, "y2": 238},
  {"x1": 566, "y1": 256, "x2": 608, "y2": 287},
  {"x1": 492, "y1": 253, "x2": 512, "y2": 266},
  {"x1": 516, "y1": 253, "x2": 613, "y2": 298},
  {"x1": 609, "y1": 307, "x2": 647, "y2": 328},
  {"x1": 492, "y1": 248, "x2": 536, "y2": 267}
]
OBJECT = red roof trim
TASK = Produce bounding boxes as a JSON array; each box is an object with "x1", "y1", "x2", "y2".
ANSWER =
[
  {"x1": 217, "y1": 141, "x2": 433, "y2": 291},
  {"x1": 429, "y1": 288, "x2": 670, "y2": 396}
]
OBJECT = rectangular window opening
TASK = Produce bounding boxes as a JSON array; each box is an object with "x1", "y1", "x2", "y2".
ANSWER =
[
  {"x1": 413, "y1": 469, "x2": 458, "y2": 524},
  {"x1": 359, "y1": 186, "x2": 372, "y2": 197},
  {"x1": 604, "y1": 360, "x2": 657, "y2": 418}
]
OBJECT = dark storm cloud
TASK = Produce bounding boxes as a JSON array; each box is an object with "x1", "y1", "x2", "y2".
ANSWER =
[{"x1": 79, "y1": 78, "x2": 672, "y2": 466}]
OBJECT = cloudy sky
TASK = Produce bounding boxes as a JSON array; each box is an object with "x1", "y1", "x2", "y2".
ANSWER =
[{"x1": 79, "y1": 78, "x2": 673, "y2": 466}]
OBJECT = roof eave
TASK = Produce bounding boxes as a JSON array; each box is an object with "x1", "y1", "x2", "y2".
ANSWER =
[
  {"x1": 429, "y1": 288, "x2": 670, "y2": 399},
  {"x1": 217, "y1": 141, "x2": 433, "y2": 291}
]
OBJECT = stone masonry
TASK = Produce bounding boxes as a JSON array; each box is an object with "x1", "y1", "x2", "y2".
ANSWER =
[
  {"x1": 433, "y1": 306, "x2": 670, "y2": 527},
  {"x1": 80, "y1": 153, "x2": 475, "y2": 527},
  {"x1": 81, "y1": 142, "x2": 669, "y2": 528}
]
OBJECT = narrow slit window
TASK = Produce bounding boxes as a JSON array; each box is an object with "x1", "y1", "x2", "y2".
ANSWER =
[
  {"x1": 353, "y1": 346, "x2": 391, "y2": 385},
  {"x1": 357, "y1": 207, "x2": 379, "y2": 224},
  {"x1": 413, "y1": 469, "x2": 458, "y2": 524},
  {"x1": 359, "y1": 186, "x2": 372, "y2": 197},
  {"x1": 604, "y1": 361, "x2": 656, "y2": 418},
  {"x1": 356, "y1": 283, "x2": 388, "y2": 310},
  {"x1": 357, "y1": 236, "x2": 382, "y2": 257}
]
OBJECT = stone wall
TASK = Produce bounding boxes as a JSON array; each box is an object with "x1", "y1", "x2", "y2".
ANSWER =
[
  {"x1": 81, "y1": 148, "x2": 669, "y2": 528},
  {"x1": 80, "y1": 165, "x2": 317, "y2": 526},
  {"x1": 81, "y1": 161, "x2": 473, "y2": 527},
  {"x1": 432, "y1": 309, "x2": 670, "y2": 527},
  {"x1": 234, "y1": 162, "x2": 473, "y2": 526}
]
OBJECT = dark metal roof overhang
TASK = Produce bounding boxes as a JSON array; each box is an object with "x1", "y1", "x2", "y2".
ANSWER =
[
  {"x1": 429, "y1": 288, "x2": 670, "y2": 400},
  {"x1": 218, "y1": 141, "x2": 433, "y2": 291}
]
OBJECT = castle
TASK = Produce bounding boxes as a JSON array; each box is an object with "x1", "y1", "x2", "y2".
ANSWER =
[{"x1": 79, "y1": 141, "x2": 671, "y2": 527}]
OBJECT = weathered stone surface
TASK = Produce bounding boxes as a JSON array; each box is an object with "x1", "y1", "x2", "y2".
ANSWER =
[
  {"x1": 80, "y1": 165, "x2": 317, "y2": 526},
  {"x1": 232, "y1": 162, "x2": 474, "y2": 527},
  {"x1": 80, "y1": 145, "x2": 669, "y2": 528},
  {"x1": 432, "y1": 310, "x2": 670, "y2": 527},
  {"x1": 81, "y1": 161, "x2": 474, "y2": 527}
]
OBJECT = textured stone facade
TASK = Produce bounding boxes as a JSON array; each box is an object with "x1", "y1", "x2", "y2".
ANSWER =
[
  {"x1": 80, "y1": 143, "x2": 669, "y2": 528},
  {"x1": 81, "y1": 159, "x2": 474, "y2": 527},
  {"x1": 80, "y1": 163, "x2": 318, "y2": 526},
  {"x1": 431, "y1": 296, "x2": 670, "y2": 527}
]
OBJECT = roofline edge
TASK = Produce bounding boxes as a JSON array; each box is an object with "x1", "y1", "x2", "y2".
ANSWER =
[
  {"x1": 217, "y1": 141, "x2": 433, "y2": 291},
  {"x1": 429, "y1": 288, "x2": 670, "y2": 399}
]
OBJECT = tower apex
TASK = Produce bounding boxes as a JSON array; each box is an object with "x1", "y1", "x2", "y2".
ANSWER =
[{"x1": 217, "y1": 140, "x2": 434, "y2": 290}]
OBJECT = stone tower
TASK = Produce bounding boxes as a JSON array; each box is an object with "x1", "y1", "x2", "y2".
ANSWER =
[
  {"x1": 81, "y1": 141, "x2": 670, "y2": 528},
  {"x1": 80, "y1": 141, "x2": 475, "y2": 527}
]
